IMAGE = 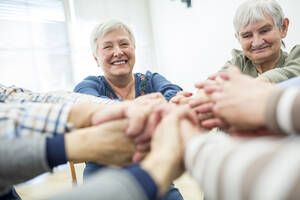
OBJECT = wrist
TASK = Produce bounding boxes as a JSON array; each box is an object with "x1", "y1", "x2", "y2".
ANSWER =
[
  {"x1": 68, "y1": 103, "x2": 103, "y2": 128},
  {"x1": 141, "y1": 153, "x2": 180, "y2": 196}
]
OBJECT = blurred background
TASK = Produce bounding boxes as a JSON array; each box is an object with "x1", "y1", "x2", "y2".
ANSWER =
[
  {"x1": 2, "y1": 0, "x2": 300, "y2": 199},
  {"x1": 1, "y1": 0, "x2": 300, "y2": 93}
]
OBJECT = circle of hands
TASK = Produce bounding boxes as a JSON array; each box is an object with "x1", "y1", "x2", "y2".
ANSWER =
[{"x1": 88, "y1": 66, "x2": 279, "y2": 174}]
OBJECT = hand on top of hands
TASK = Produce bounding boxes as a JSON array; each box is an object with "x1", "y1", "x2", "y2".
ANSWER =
[
  {"x1": 198, "y1": 66, "x2": 276, "y2": 134},
  {"x1": 170, "y1": 91, "x2": 193, "y2": 105}
]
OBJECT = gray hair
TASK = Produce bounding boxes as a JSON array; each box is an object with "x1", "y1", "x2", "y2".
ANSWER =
[
  {"x1": 90, "y1": 20, "x2": 136, "y2": 57},
  {"x1": 233, "y1": 0, "x2": 285, "y2": 35}
]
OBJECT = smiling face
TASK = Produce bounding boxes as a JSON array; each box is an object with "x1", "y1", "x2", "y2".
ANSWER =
[
  {"x1": 95, "y1": 28, "x2": 136, "y2": 79},
  {"x1": 237, "y1": 15, "x2": 288, "y2": 65}
]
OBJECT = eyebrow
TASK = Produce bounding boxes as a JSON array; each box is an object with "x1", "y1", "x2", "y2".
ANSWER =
[
  {"x1": 258, "y1": 24, "x2": 273, "y2": 31},
  {"x1": 240, "y1": 23, "x2": 273, "y2": 35},
  {"x1": 102, "y1": 38, "x2": 130, "y2": 44}
]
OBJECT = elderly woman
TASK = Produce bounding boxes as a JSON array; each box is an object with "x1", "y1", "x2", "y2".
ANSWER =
[
  {"x1": 74, "y1": 20, "x2": 182, "y2": 101},
  {"x1": 185, "y1": 0, "x2": 300, "y2": 129},
  {"x1": 74, "y1": 20, "x2": 184, "y2": 200},
  {"x1": 221, "y1": 0, "x2": 300, "y2": 83}
]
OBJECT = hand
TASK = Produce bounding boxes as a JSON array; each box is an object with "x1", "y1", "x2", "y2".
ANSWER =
[
  {"x1": 190, "y1": 81, "x2": 222, "y2": 129},
  {"x1": 141, "y1": 105, "x2": 198, "y2": 196},
  {"x1": 256, "y1": 76, "x2": 271, "y2": 83},
  {"x1": 91, "y1": 100, "x2": 161, "y2": 136},
  {"x1": 206, "y1": 67, "x2": 276, "y2": 131},
  {"x1": 132, "y1": 103, "x2": 199, "y2": 162},
  {"x1": 67, "y1": 103, "x2": 105, "y2": 129},
  {"x1": 134, "y1": 92, "x2": 167, "y2": 103},
  {"x1": 170, "y1": 91, "x2": 193, "y2": 105},
  {"x1": 65, "y1": 119, "x2": 136, "y2": 166}
]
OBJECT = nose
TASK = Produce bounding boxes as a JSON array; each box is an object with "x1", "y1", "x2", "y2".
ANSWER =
[
  {"x1": 113, "y1": 46, "x2": 124, "y2": 57},
  {"x1": 252, "y1": 34, "x2": 264, "y2": 48}
]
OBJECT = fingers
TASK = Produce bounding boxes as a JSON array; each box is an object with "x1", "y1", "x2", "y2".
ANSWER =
[
  {"x1": 91, "y1": 103, "x2": 127, "y2": 125},
  {"x1": 170, "y1": 91, "x2": 193, "y2": 104},
  {"x1": 203, "y1": 85, "x2": 222, "y2": 94},
  {"x1": 134, "y1": 111, "x2": 162, "y2": 143},
  {"x1": 136, "y1": 140, "x2": 151, "y2": 151},
  {"x1": 193, "y1": 102, "x2": 214, "y2": 113},
  {"x1": 132, "y1": 151, "x2": 147, "y2": 163},
  {"x1": 125, "y1": 103, "x2": 154, "y2": 136},
  {"x1": 198, "y1": 112, "x2": 214, "y2": 121},
  {"x1": 201, "y1": 118, "x2": 227, "y2": 129},
  {"x1": 135, "y1": 92, "x2": 166, "y2": 102},
  {"x1": 166, "y1": 104, "x2": 199, "y2": 126},
  {"x1": 177, "y1": 91, "x2": 193, "y2": 97}
]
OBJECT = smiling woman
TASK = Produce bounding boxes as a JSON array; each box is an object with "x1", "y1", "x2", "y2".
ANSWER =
[
  {"x1": 220, "y1": 0, "x2": 300, "y2": 83},
  {"x1": 73, "y1": 20, "x2": 184, "y2": 200}
]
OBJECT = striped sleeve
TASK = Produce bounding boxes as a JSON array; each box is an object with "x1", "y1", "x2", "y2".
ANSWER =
[
  {"x1": 266, "y1": 87, "x2": 300, "y2": 135},
  {"x1": 185, "y1": 133, "x2": 300, "y2": 200},
  {"x1": 0, "y1": 102, "x2": 73, "y2": 139},
  {"x1": 0, "y1": 84, "x2": 112, "y2": 105}
]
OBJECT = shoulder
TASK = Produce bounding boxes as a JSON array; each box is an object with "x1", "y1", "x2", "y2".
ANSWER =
[
  {"x1": 134, "y1": 71, "x2": 166, "y2": 83},
  {"x1": 74, "y1": 75, "x2": 104, "y2": 92},
  {"x1": 231, "y1": 48, "x2": 247, "y2": 60},
  {"x1": 287, "y1": 45, "x2": 300, "y2": 59},
  {"x1": 229, "y1": 48, "x2": 251, "y2": 70}
]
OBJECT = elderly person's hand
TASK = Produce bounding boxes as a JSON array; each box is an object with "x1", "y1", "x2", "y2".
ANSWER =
[
  {"x1": 134, "y1": 92, "x2": 167, "y2": 104},
  {"x1": 132, "y1": 103, "x2": 199, "y2": 162},
  {"x1": 65, "y1": 119, "x2": 136, "y2": 166},
  {"x1": 141, "y1": 105, "x2": 198, "y2": 196},
  {"x1": 189, "y1": 76, "x2": 228, "y2": 129},
  {"x1": 205, "y1": 67, "x2": 276, "y2": 131},
  {"x1": 91, "y1": 98, "x2": 169, "y2": 162},
  {"x1": 91, "y1": 99, "x2": 160, "y2": 136},
  {"x1": 170, "y1": 91, "x2": 193, "y2": 105}
]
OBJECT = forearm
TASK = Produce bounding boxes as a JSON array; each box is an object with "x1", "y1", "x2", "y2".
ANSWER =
[
  {"x1": 184, "y1": 133, "x2": 300, "y2": 200},
  {"x1": 266, "y1": 87, "x2": 300, "y2": 135},
  {"x1": 65, "y1": 119, "x2": 136, "y2": 166},
  {"x1": 0, "y1": 136, "x2": 50, "y2": 195},
  {"x1": 0, "y1": 84, "x2": 112, "y2": 105},
  {"x1": 0, "y1": 102, "x2": 72, "y2": 139},
  {"x1": 67, "y1": 103, "x2": 105, "y2": 129},
  {"x1": 140, "y1": 154, "x2": 176, "y2": 197}
]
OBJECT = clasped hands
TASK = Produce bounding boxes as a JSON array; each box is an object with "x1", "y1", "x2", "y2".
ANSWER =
[
  {"x1": 65, "y1": 92, "x2": 200, "y2": 167},
  {"x1": 173, "y1": 66, "x2": 278, "y2": 136}
]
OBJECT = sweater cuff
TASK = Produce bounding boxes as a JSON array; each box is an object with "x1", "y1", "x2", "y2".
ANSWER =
[
  {"x1": 46, "y1": 135, "x2": 67, "y2": 169},
  {"x1": 124, "y1": 164, "x2": 158, "y2": 200}
]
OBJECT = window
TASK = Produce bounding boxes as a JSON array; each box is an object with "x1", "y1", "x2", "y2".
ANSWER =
[{"x1": 0, "y1": 0, "x2": 73, "y2": 91}]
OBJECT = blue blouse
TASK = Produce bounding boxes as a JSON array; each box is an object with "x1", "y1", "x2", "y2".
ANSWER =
[{"x1": 74, "y1": 71, "x2": 182, "y2": 101}]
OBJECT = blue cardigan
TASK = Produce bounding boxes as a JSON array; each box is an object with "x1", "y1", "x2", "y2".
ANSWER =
[{"x1": 74, "y1": 71, "x2": 182, "y2": 101}]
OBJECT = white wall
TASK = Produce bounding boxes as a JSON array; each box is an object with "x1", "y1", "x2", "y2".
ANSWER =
[
  {"x1": 148, "y1": 0, "x2": 300, "y2": 92},
  {"x1": 69, "y1": 0, "x2": 157, "y2": 85}
]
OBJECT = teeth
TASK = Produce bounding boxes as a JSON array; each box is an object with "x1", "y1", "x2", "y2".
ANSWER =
[{"x1": 113, "y1": 61, "x2": 126, "y2": 65}]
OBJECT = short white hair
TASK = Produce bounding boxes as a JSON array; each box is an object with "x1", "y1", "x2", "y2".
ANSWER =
[
  {"x1": 90, "y1": 20, "x2": 136, "y2": 57},
  {"x1": 234, "y1": 0, "x2": 285, "y2": 35}
]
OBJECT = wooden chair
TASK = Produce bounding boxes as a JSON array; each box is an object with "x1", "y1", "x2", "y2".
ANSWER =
[{"x1": 69, "y1": 161, "x2": 78, "y2": 186}]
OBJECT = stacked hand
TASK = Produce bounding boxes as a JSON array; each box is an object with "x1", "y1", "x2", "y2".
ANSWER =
[{"x1": 194, "y1": 66, "x2": 278, "y2": 136}]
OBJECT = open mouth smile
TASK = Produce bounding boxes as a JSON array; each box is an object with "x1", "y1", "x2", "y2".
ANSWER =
[{"x1": 111, "y1": 60, "x2": 128, "y2": 65}]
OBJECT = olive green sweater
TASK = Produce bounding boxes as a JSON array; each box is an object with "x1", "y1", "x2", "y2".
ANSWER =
[{"x1": 221, "y1": 45, "x2": 300, "y2": 83}]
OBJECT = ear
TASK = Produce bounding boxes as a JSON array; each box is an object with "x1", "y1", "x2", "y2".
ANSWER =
[
  {"x1": 281, "y1": 18, "x2": 289, "y2": 38},
  {"x1": 235, "y1": 33, "x2": 240, "y2": 43},
  {"x1": 94, "y1": 56, "x2": 101, "y2": 67},
  {"x1": 94, "y1": 56, "x2": 98, "y2": 62}
]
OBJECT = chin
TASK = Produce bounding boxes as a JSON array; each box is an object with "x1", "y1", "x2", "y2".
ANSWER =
[{"x1": 112, "y1": 70, "x2": 132, "y2": 76}]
